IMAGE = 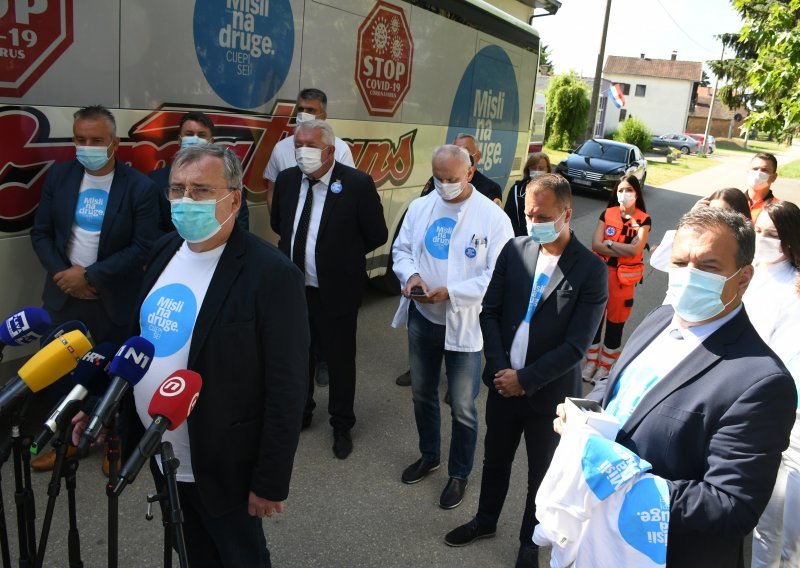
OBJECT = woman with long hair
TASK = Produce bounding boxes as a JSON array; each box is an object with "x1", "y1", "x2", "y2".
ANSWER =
[
  {"x1": 504, "y1": 152, "x2": 551, "y2": 236},
  {"x1": 584, "y1": 175, "x2": 651, "y2": 382}
]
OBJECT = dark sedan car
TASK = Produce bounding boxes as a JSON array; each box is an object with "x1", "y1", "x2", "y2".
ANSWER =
[{"x1": 555, "y1": 139, "x2": 647, "y2": 193}]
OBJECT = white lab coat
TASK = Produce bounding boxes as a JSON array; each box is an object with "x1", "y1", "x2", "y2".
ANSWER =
[{"x1": 391, "y1": 187, "x2": 513, "y2": 351}]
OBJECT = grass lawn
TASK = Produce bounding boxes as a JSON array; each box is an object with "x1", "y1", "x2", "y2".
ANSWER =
[
  {"x1": 715, "y1": 137, "x2": 787, "y2": 156},
  {"x1": 778, "y1": 159, "x2": 800, "y2": 179},
  {"x1": 542, "y1": 146, "x2": 569, "y2": 167},
  {"x1": 644, "y1": 154, "x2": 719, "y2": 187}
]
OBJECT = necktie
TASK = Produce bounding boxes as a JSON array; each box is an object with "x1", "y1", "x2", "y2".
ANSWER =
[{"x1": 292, "y1": 178, "x2": 318, "y2": 273}]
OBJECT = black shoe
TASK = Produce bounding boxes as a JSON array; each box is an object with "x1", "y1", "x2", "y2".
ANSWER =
[
  {"x1": 395, "y1": 370, "x2": 411, "y2": 386},
  {"x1": 444, "y1": 518, "x2": 496, "y2": 547},
  {"x1": 515, "y1": 544, "x2": 539, "y2": 568},
  {"x1": 301, "y1": 413, "x2": 312, "y2": 430},
  {"x1": 439, "y1": 477, "x2": 467, "y2": 509},
  {"x1": 333, "y1": 429, "x2": 352, "y2": 459},
  {"x1": 315, "y1": 362, "x2": 329, "y2": 387},
  {"x1": 401, "y1": 457, "x2": 440, "y2": 484}
]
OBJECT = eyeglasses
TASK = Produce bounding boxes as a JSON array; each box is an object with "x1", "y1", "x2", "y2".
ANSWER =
[{"x1": 165, "y1": 186, "x2": 233, "y2": 200}]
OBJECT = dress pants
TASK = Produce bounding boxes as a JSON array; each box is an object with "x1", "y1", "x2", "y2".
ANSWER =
[
  {"x1": 475, "y1": 388, "x2": 560, "y2": 544},
  {"x1": 304, "y1": 286, "x2": 358, "y2": 430}
]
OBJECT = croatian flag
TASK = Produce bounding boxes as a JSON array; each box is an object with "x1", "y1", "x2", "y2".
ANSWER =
[{"x1": 608, "y1": 84, "x2": 626, "y2": 109}]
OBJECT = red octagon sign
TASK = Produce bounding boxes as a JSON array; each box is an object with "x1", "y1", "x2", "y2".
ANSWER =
[
  {"x1": 0, "y1": 0, "x2": 73, "y2": 97},
  {"x1": 355, "y1": 1, "x2": 414, "y2": 117}
]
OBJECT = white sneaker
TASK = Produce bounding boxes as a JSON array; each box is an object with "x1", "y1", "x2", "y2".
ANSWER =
[
  {"x1": 593, "y1": 364, "x2": 610, "y2": 382},
  {"x1": 582, "y1": 361, "x2": 598, "y2": 382}
]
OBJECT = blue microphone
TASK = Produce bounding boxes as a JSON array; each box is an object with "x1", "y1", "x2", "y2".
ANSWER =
[{"x1": 0, "y1": 307, "x2": 51, "y2": 361}]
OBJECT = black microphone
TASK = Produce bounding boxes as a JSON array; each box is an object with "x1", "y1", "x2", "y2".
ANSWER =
[
  {"x1": 30, "y1": 342, "x2": 117, "y2": 454},
  {"x1": 113, "y1": 370, "x2": 202, "y2": 495},
  {"x1": 78, "y1": 336, "x2": 154, "y2": 454},
  {"x1": 0, "y1": 307, "x2": 51, "y2": 362},
  {"x1": 39, "y1": 320, "x2": 89, "y2": 348}
]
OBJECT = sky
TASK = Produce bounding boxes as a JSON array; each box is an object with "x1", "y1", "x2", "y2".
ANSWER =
[{"x1": 530, "y1": 0, "x2": 743, "y2": 79}]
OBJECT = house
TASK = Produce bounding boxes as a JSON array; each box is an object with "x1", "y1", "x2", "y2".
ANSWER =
[
  {"x1": 602, "y1": 52, "x2": 703, "y2": 136},
  {"x1": 687, "y1": 86, "x2": 748, "y2": 138}
]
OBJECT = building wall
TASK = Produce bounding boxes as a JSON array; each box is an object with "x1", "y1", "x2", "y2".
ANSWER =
[
  {"x1": 602, "y1": 73, "x2": 694, "y2": 136},
  {"x1": 686, "y1": 116, "x2": 745, "y2": 139},
  {"x1": 489, "y1": 0, "x2": 532, "y2": 22}
]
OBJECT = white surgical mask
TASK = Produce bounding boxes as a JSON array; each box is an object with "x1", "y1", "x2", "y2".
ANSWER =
[
  {"x1": 296, "y1": 112, "x2": 317, "y2": 124},
  {"x1": 529, "y1": 171, "x2": 543, "y2": 179},
  {"x1": 295, "y1": 146, "x2": 325, "y2": 175},
  {"x1": 433, "y1": 178, "x2": 464, "y2": 200},
  {"x1": 753, "y1": 234, "x2": 785, "y2": 264},
  {"x1": 617, "y1": 192, "x2": 635, "y2": 206},
  {"x1": 748, "y1": 170, "x2": 770, "y2": 191}
]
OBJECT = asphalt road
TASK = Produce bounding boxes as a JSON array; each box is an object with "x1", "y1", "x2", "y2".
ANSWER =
[{"x1": 4, "y1": 147, "x2": 799, "y2": 566}]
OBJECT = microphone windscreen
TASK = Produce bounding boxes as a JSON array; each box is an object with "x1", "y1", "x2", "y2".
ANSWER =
[
  {"x1": 18, "y1": 330, "x2": 93, "y2": 391},
  {"x1": 0, "y1": 307, "x2": 52, "y2": 347},
  {"x1": 108, "y1": 337, "x2": 155, "y2": 386},
  {"x1": 71, "y1": 342, "x2": 118, "y2": 395},
  {"x1": 148, "y1": 370, "x2": 202, "y2": 431},
  {"x1": 39, "y1": 320, "x2": 89, "y2": 348}
]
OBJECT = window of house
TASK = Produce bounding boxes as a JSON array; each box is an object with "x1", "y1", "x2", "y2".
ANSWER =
[
  {"x1": 619, "y1": 109, "x2": 627, "y2": 121},
  {"x1": 619, "y1": 83, "x2": 630, "y2": 95},
  {"x1": 635, "y1": 84, "x2": 646, "y2": 97}
]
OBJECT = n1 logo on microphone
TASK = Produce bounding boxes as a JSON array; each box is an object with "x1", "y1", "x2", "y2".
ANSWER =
[
  {"x1": 159, "y1": 376, "x2": 186, "y2": 397},
  {"x1": 116, "y1": 345, "x2": 152, "y2": 370}
]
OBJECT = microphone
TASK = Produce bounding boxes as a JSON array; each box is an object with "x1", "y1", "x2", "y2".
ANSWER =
[
  {"x1": 0, "y1": 330, "x2": 93, "y2": 416},
  {"x1": 30, "y1": 342, "x2": 117, "y2": 454},
  {"x1": 78, "y1": 336, "x2": 155, "y2": 453},
  {"x1": 0, "y1": 307, "x2": 52, "y2": 359},
  {"x1": 39, "y1": 320, "x2": 89, "y2": 347},
  {"x1": 112, "y1": 370, "x2": 202, "y2": 495}
]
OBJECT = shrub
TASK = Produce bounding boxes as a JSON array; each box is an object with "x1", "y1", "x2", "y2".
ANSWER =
[
  {"x1": 613, "y1": 117, "x2": 652, "y2": 153},
  {"x1": 544, "y1": 72, "x2": 590, "y2": 150}
]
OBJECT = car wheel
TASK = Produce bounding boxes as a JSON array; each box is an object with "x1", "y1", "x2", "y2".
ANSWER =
[{"x1": 680, "y1": 146, "x2": 690, "y2": 155}]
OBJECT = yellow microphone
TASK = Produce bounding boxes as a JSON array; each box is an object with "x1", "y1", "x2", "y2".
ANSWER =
[{"x1": 0, "y1": 330, "x2": 92, "y2": 415}]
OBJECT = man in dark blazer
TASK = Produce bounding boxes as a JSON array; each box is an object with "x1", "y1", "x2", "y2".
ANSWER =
[
  {"x1": 271, "y1": 119, "x2": 387, "y2": 459},
  {"x1": 444, "y1": 174, "x2": 607, "y2": 567},
  {"x1": 148, "y1": 111, "x2": 249, "y2": 235},
  {"x1": 30, "y1": 105, "x2": 157, "y2": 345},
  {"x1": 122, "y1": 144, "x2": 308, "y2": 567},
  {"x1": 571, "y1": 207, "x2": 796, "y2": 568}
]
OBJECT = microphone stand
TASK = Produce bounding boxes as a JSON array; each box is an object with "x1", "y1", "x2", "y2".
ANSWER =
[
  {"x1": 0, "y1": 433, "x2": 13, "y2": 568},
  {"x1": 104, "y1": 414, "x2": 121, "y2": 568},
  {"x1": 10, "y1": 403, "x2": 36, "y2": 568},
  {"x1": 34, "y1": 399, "x2": 84, "y2": 568},
  {"x1": 146, "y1": 442, "x2": 188, "y2": 568}
]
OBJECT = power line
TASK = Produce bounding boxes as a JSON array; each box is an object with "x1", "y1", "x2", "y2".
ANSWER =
[{"x1": 652, "y1": 0, "x2": 717, "y2": 54}]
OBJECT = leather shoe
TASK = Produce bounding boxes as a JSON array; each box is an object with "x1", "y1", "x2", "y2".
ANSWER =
[
  {"x1": 332, "y1": 429, "x2": 352, "y2": 459},
  {"x1": 439, "y1": 477, "x2": 467, "y2": 509},
  {"x1": 395, "y1": 370, "x2": 411, "y2": 386},
  {"x1": 30, "y1": 447, "x2": 77, "y2": 472},
  {"x1": 315, "y1": 362, "x2": 329, "y2": 387},
  {"x1": 401, "y1": 457, "x2": 440, "y2": 484},
  {"x1": 444, "y1": 518, "x2": 496, "y2": 547},
  {"x1": 515, "y1": 544, "x2": 539, "y2": 568}
]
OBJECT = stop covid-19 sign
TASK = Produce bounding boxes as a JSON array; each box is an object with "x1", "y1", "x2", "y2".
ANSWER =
[
  {"x1": 355, "y1": 1, "x2": 413, "y2": 117},
  {"x1": 0, "y1": 0, "x2": 73, "y2": 97}
]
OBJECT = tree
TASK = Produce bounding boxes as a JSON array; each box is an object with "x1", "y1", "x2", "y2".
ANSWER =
[
  {"x1": 544, "y1": 72, "x2": 590, "y2": 150},
  {"x1": 539, "y1": 44, "x2": 554, "y2": 75},
  {"x1": 718, "y1": 1, "x2": 800, "y2": 140},
  {"x1": 614, "y1": 117, "x2": 652, "y2": 152},
  {"x1": 706, "y1": 32, "x2": 758, "y2": 126}
]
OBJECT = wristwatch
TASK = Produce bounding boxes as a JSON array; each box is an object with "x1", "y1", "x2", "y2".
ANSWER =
[{"x1": 606, "y1": 240, "x2": 614, "y2": 249}]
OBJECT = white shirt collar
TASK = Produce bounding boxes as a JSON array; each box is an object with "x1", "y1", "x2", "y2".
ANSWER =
[{"x1": 668, "y1": 303, "x2": 743, "y2": 345}]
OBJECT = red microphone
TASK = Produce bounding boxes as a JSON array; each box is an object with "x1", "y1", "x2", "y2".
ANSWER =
[{"x1": 112, "y1": 370, "x2": 202, "y2": 495}]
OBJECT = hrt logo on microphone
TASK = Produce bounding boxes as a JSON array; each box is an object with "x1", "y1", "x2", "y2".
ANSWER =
[
  {"x1": 82, "y1": 351, "x2": 108, "y2": 366},
  {"x1": 159, "y1": 376, "x2": 186, "y2": 397},
  {"x1": 116, "y1": 345, "x2": 151, "y2": 370}
]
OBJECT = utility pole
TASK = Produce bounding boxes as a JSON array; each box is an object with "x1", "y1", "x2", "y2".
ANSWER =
[
  {"x1": 702, "y1": 43, "x2": 725, "y2": 154},
  {"x1": 584, "y1": 0, "x2": 613, "y2": 142}
]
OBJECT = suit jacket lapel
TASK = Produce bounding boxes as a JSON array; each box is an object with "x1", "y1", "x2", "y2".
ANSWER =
[
  {"x1": 60, "y1": 162, "x2": 84, "y2": 238},
  {"x1": 536, "y1": 234, "x2": 582, "y2": 312},
  {"x1": 317, "y1": 162, "x2": 342, "y2": 239},
  {"x1": 98, "y1": 163, "x2": 126, "y2": 255},
  {"x1": 188, "y1": 225, "x2": 246, "y2": 367}
]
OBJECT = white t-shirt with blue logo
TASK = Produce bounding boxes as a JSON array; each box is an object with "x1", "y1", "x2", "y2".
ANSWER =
[
  {"x1": 415, "y1": 199, "x2": 463, "y2": 325},
  {"x1": 136, "y1": 241, "x2": 225, "y2": 482},
  {"x1": 67, "y1": 171, "x2": 113, "y2": 268}
]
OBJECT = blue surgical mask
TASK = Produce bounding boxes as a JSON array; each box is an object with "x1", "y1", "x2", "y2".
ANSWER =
[
  {"x1": 180, "y1": 136, "x2": 209, "y2": 149},
  {"x1": 666, "y1": 266, "x2": 741, "y2": 322},
  {"x1": 76, "y1": 144, "x2": 113, "y2": 172},
  {"x1": 170, "y1": 193, "x2": 234, "y2": 243},
  {"x1": 526, "y1": 210, "x2": 566, "y2": 244}
]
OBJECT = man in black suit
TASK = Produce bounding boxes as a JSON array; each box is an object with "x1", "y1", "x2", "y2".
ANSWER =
[
  {"x1": 444, "y1": 174, "x2": 607, "y2": 567},
  {"x1": 121, "y1": 144, "x2": 308, "y2": 567},
  {"x1": 271, "y1": 119, "x2": 388, "y2": 459},
  {"x1": 148, "y1": 111, "x2": 249, "y2": 235},
  {"x1": 563, "y1": 207, "x2": 796, "y2": 567},
  {"x1": 30, "y1": 105, "x2": 158, "y2": 345},
  {"x1": 454, "y1": 133, "x2": 503, "y2": 204}
]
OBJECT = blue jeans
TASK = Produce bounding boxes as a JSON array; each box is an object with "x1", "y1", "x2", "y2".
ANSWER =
[{"x1": 408, "y1": 303, "x2": 481, "y2": 480}]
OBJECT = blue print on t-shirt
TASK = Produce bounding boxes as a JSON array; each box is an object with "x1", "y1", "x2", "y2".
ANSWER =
[
  {"x1": 140, "y1": 283, "x2": 198, "y2": 357},
  {"x1": 581, "y1": 435, "x2": 652, "y2": 500},
  {"x1": 618, "y1": 476, "x2": 670, "y2": 564},
  {"x1": 424, "y1": 218, "x2": 456, "y2": 260},
  {"x1": 74, "y1": 188, "x2": 108, "y2": 232}
]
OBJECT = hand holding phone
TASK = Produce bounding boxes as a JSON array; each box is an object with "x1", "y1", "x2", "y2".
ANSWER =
[{"x1": 410, "y1": 286, "x2": 426, "y2": 297}]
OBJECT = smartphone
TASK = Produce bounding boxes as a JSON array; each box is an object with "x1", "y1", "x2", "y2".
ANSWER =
[{"x1": 410, "y1": 286, "x2": 426, "y2": 297}]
